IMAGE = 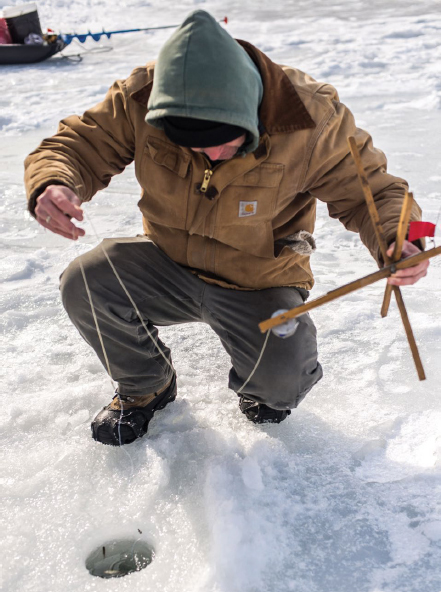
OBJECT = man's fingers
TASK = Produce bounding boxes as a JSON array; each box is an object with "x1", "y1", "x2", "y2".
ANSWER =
[
  {"x1": 35, "y1": 185, "x2": 85, "y2": 240},
  {"x1": 388, "y1": 263, "x2": 429, "y2": 285},
  {"x1": 36, "y1": 194, "x2": 83, "y2": 221},
  {"x1": 36, "y1": 185, "x2": 83, "y2": 217},
  {"x1": 37, "y1": 215, "x2": 82, "y2": 240},
  {"x1": 52, "y1": 194, "x2": 84, "y2": 221},
  {"x1": 36, "y1": 205, "x2": 85, "y2": 240},
  {"x1": 40, "y1": 201, "x2": 84, "y2": 235},
  {"x1": 385, "y1": 239, "x2": 430, "y2": 285},
  {"x1": 388, "y1": 269, "x2": 428, "y2": 286},
  {"x1": 51, "y1": 227, "x2": 81, "y2": 240},
  {"x1": 36, "y1": 214, "x2": 82, "y2": 240},
  {"x1": 392, "y1": 261, "x2": 429, "y2": 276}
]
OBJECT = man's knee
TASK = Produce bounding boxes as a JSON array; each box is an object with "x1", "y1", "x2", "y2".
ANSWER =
[
  {"x1": 268, "y1": 314, "x2": 322, "y2": 408},
  {"x1": 60, "y1": 258, "x2": 86, "y2": 312},
  {"x1": 59, "y1": 243, "x2": 110, "y2": 312},
  {"x1": 276, "y1": 362, "x2": 323, "y2": 409},
  {"x1": 257, "y1": 361, "x2": 323, "y2": 410}
]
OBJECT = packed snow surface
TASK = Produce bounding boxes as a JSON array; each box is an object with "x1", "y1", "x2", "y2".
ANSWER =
[{"x1": 1, "y1": 0, "x2": 441, "y2": 591}]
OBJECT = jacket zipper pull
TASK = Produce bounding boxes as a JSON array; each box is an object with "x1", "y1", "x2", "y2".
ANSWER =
[{"x1": 200, "y1": 169, "x2": 213, "y2": 193}]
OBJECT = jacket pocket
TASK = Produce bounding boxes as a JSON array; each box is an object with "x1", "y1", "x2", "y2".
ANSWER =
[
  {"x1": 213, "y1": 163, "x2": 284, "y2": 258},
  {"x1": 137, "y1": 136, "x2": 191, "y2": 229}
]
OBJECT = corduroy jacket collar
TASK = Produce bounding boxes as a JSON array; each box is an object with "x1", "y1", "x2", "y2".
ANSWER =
[
  {"x1": 130, "y1": 40, "x2": 316, "y2": 135},
  {"x1": 238, "y1": 40, "x2": 315, "y2": 133}
]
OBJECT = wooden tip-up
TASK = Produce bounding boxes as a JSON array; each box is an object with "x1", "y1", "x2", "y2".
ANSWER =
[{"x1": 259, "y1": 137, "x2": 441, "y2": 381}]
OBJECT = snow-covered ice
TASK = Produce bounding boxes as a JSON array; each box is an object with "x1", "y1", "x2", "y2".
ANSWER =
[{"x1": 1, "y1": 0, "x2": 441, "y2": 591}]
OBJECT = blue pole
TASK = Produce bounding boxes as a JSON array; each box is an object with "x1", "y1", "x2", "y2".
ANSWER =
[{"x1": 60, "y1": 18, "x2": 228, "y2": 45}]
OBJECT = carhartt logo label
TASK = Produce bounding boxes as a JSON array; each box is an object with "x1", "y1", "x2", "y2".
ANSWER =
[{"x1": 239, "y1": 201, "x2": 258, "y2": 217}]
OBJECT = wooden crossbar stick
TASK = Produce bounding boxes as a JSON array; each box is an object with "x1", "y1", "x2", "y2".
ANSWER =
[
  {"x1": 347, "y1": 137, "x2": 426, "y2": 380},
  {"x1": 258, "y1": 247, "x2": 441, "y2": 333},
  {"x1": 381, "y1": 190, "x2": 414, "y2": 317}
]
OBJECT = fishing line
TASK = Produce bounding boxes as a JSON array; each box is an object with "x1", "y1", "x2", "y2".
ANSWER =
[
  {"x1": 78, "y1": 260, "x2": 115, "y2": 391},
  {"x1": 84, "y1": 212, "x2": 176, "y2": 376},
  {"x1": 78, "y1": 206, "x2": 273, "y2": 455},
  {"x1": 78, "y1": 252, "x2": 134, "y2": 475},
  {"x1": 236, "y1": 330, "x2": 271, "y2": 394}
]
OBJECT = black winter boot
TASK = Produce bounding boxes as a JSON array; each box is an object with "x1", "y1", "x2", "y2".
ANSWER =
[
  {"x1": 91, "y1": 374, "x2": 177, "y2": 446},
  {"x1": 239, "y1": 396, "x2": 291, "y2": 424}
]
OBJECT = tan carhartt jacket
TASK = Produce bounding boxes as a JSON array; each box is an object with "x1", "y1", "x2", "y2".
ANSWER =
[{"x1": 24, "y1": 41, "x2": 421, "y2": 290}]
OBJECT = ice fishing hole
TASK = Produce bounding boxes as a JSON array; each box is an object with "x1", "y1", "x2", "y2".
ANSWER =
[{"x1": 86, "y1": 539, "x2": 155, "y2": 578}]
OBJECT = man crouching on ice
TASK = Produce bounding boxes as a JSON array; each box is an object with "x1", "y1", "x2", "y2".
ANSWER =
[{"x1": 24, "y1": 10, "x2": 429, "y2": 446}]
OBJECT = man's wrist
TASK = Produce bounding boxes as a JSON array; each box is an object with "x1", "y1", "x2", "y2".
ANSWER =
[{"x1": 28, "y1": 181, "x2": 71, "y2": 218}]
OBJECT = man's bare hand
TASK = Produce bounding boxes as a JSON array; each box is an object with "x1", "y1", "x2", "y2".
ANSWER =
[
  {"x1": 35, "y1": 185, "x2": 85, "y2": 240},
  {"x1": 387, "y1": 240, "x2": 429, "y2": 286}
]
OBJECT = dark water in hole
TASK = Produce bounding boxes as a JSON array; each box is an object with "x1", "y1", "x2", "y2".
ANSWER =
[{"x1": 86, "y1": 539, "x2": 155, "y2": 579}]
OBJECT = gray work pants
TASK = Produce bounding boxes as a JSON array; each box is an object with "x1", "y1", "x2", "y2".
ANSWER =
[{"x1": 60, "y1": 238, "x2": 323, "y2": 409}]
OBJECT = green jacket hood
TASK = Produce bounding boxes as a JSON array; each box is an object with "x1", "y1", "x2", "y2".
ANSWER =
[{"x1": 146, "y1": 10, "x2": 263, "y2": 153}]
